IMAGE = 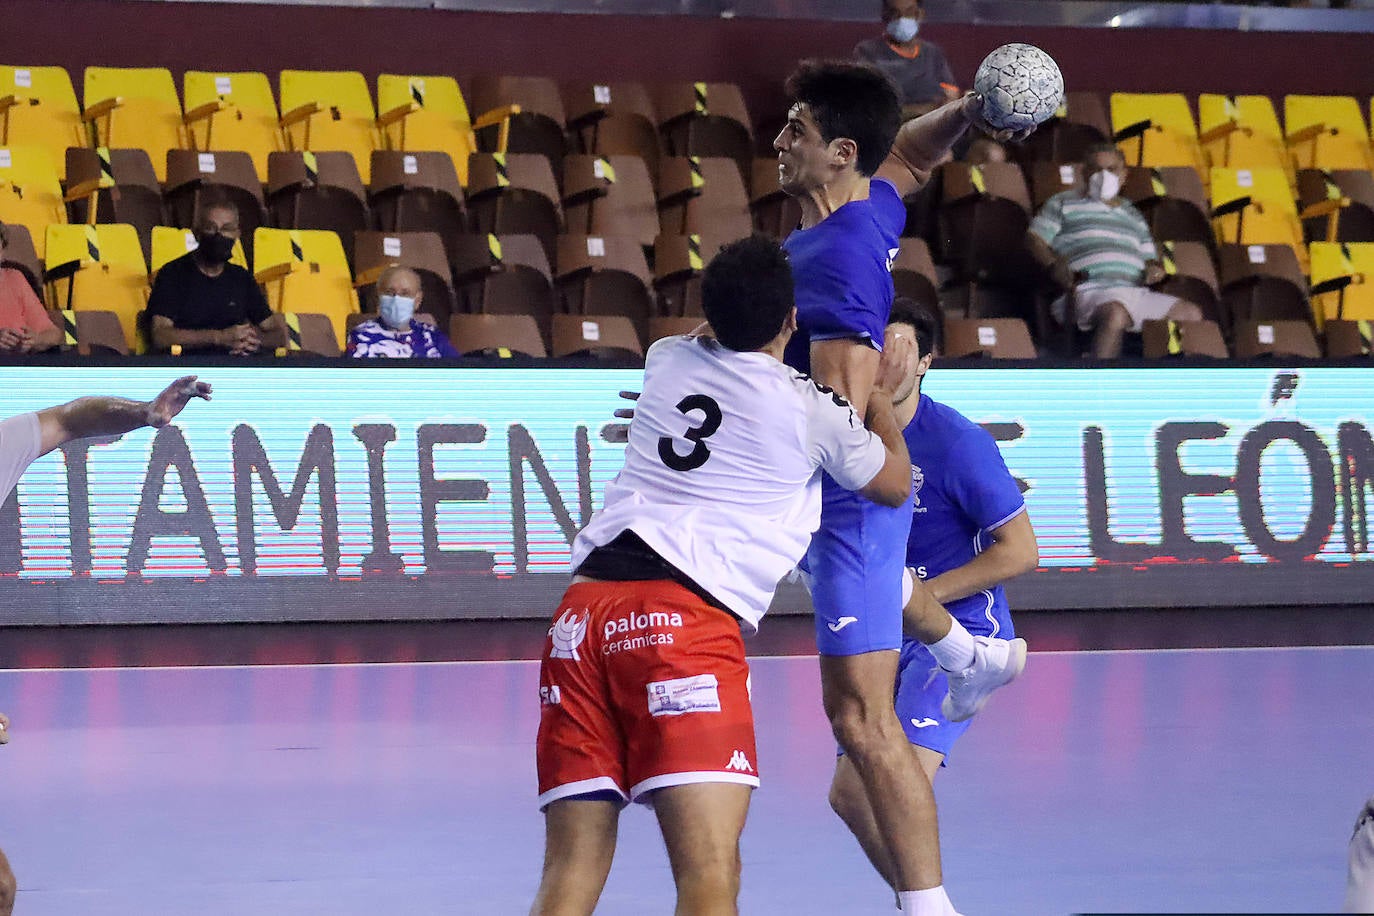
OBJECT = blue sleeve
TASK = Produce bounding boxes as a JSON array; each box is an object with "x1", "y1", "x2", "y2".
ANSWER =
[
  {"x1": 870, "y1": 178, "x2": 909, "y2": 239},
  {"x1": 944, "y1": 428, "x2": 1025, "y2": 532},
  {"x1": 796, "y1": 249, "x2": 889, "y2": 347}
]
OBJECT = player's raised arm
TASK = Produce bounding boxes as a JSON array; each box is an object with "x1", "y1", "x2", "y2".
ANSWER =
[
  {"x1": 35, "y1": 376, "x2": 213, "y2": 456},
  {"x1": 876, "y1": 93, "x2": 983, "y2": 199}
]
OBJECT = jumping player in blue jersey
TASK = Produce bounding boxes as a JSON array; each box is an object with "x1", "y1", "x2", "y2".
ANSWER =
[
  {"x1": 829, "y1": 300, "x2": 1039, "y2": 905},
  {"x1": 774, "y1": 61, "x2": 1030, "y2": 915}
]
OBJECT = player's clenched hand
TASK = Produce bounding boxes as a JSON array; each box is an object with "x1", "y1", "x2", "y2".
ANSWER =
[
  {"x1": 603, "y1": 390, "x2": 639, "y2": 444},
  {"x1": 874, "y1": 333, "x2": 916, "y2": 400},
  {"x1": 961, "y1": 92, "x2": 1037, "y2": 144},
  {"x1": 146, "y1": 376, "x2": 213, "y2": 428}
]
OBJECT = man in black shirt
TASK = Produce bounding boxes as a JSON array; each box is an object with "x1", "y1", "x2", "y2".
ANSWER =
[{"x1": 148, "y1": 195, "x2": 280, "y2": 355}]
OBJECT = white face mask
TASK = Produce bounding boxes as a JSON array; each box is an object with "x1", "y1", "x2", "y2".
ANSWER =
[
  {"x1": 1087, "y1": 169, "x2": 1121, "y2": 202},
  {"x1": 886, "y1": 17, "x2": 919, "y2": 42},
  {"x1": 379, "y1": 293, "x2": 416, "y2": 329}
]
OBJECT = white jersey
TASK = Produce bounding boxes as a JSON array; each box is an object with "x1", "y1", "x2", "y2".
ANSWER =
[
  {"x1": 572, "y1": 335, "x2": 886, "y2": 633},
  {"x1": 0, "y1": 412, "x2": 41, "y2": 501}
]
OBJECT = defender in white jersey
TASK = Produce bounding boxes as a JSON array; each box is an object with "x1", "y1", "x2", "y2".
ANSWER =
[
  {"x1": 532, "y1": 236, "x2": 914, "y2": 916},
  {"x1": 0, "y1": 374, "x2": 212, "y2": 916}
]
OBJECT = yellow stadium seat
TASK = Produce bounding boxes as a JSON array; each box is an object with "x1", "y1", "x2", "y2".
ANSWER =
[
  {"x1": 83, "y1": 67, "x2": 185, "y2": 183},
  {"x1": 0, "y1": 65, "x2": 85, "y2": 182},
  {"x1": 183, "y1": 71, "x2": 284, "y2": 177},
  {"x1": 1198, "y1": 94, "x2": 1291, "y2": 183},
  {"x1": 150, "y1": 225, "x2": 248, "y2": 275},
  {"x1": 1210, "y1": 167, "x2": 1313, "y2": 268},
  {"x1": 253, "y1": 227, "x2": 357, "y2": 346},
  {"x1": 278, "y1": 70, "x2": 379, "y2": 185},
  {"x1": 1310, "y1": 241, "x2": 1374, "y2": 327},
  {"x1": 375, "y1": 74, "x2": 481, "y2": 185},
  {"x1": 1284, "y1": 95, "x2": 1374, "y2": 172},
  {"x1": 0, "y1": 145, "x2": 65, "y2": 259},
  {"x1": 44, "y1": 223, "x2": 149, "y2": 351},
  {"x1": 1110, "y1": 93, "x2": 1208, "y2": 175}
]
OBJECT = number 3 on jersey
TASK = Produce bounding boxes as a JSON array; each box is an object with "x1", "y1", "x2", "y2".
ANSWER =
[{"x1": 658, "y1": 394, "x2": 722, "y2": 472}]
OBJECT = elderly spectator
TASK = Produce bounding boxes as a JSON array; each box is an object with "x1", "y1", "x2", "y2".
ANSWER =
[
  {"x1": 348, "y1": 266, "x2": 459, "y2": 359},
  {"x1": 0, "y1": 222, "x2": 60, "y2": 355},
  {"x1": 147, "y1": 194, "x2": 280, "y2": 356},
  {"x1": 1028, "y1": 142, "x2": 1203, "y2": 358},
  {"x1": 854, "y1": 0, "x2": 961, "y2": 118}
]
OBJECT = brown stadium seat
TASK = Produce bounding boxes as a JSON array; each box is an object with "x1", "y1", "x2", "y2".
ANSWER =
[
  {"x1": 552, "y1": 312, "x2": 643, "y2": 361},
  {"x1": 277, "y1": 311, "x2": 342, "y2": 357},
  {"x1": 353, "y1": 230, "x2": 456, "y2": 327},
  {"x1": 942, "y1": 318, "x2": 1037, "y2": 359},
  {"x1": 657, "y1": 155, "x2": 752, "y2": 240},
  {"x1": 1141, "y1": 319, "x2": 1229, "y2": 358},
  {"x1": 469, "y1": 75, "x2": 570, "y2": 184},
  {"x1": 369, "y1": 150, "x2": 466, "y2": 241},
  {"x1": 0, "y1": 223, "x2": 43, "y2": 295},
  {"x1": 562, "y1": 153, "x2": 660, "y2": 249},
  {"x1": 891, "y1": 238, "x2": 941, "y2": 317},
  {"x1": 164, "y1": 149, "x2": 268, "y2": 263},
  {"x1": 268, "y1": 151, "x2": 370, "y2": 269},
  {"x1": 466, "y1": 151, "x2": 564, "y2": 267},
  {"x1": 1014, "y1": 91, "x2": 1111, "y2": 165},
  {"x1": 451, "y1": 312, "x2": 547, "y2": 359},
  {"x1": 45, "y1": 308, "x2": 128, "y2": 356},
  {"x1": 937, "y1": 162, "x2": 1038, "y2": 321},
  {"x1": 749, "y1": 156, "x2": 801, "y2": 241},
  {"x1": 64, "y1": 148, "x2": 163, "y2": 268},
  {"x1": 1324, "y1": 319, "x2": 1373, "y2": 358},
  {"x1": 1296, "y1": 169, "x2": 1374, "y2": 244},
  {"x1": 1232, "y1": 319, "x2": 1321, "y2": 359},
  {"x1": 648, "y1": 316, "x2": 705, "y2": 344},
  {"x1": 1028, "y1": 161, "x2": 1082, "y2": 211},
  {"x1": 1154, "y1": 239, "x2": 1223, "y2": 331},
  {"x1": 655, "y1": 81, "x2": 753, "y2": 182},
  {"x1": 446, "y1": 232, "x2": 555, "y2": 348},
  {"x1": 557, "y1": 233, "x2": 654, "y2": 341},
  {"x1": 652, "y1": 230, "x2": 732, "y2": 318},
  {"x1": 1120, "y1": 165, "x2": 1212, "y2": 247},
  {"x1": 1217, "y1": 243, "x2": 1313, "y2": 329},
  {"x1": 563, "y1": 80, "x2": 664, "y2": 186}
]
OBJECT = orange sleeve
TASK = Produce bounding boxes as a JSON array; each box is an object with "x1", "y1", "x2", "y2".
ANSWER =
[{"x1": 16, "y1": 272, "x2": 55, "y2": 333}]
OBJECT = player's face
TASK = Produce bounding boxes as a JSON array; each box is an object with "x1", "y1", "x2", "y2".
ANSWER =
[{"x1": 774, "y1": 103, "x2": 840, "y2": 196}]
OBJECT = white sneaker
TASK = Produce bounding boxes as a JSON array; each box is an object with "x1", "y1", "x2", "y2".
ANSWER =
[{"x1": 941, "y1": 636, "x2": 1027, "y2": 722}]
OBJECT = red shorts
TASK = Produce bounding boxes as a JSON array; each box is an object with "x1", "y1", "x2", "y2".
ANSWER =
[{"x1": 535, "y1": 579, "x2": 759, "y2": 809}]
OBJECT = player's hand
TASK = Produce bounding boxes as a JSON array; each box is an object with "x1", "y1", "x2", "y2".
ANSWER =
[
  {"x1": 0, "y1": 711, "x2": 10, "y2": 745},
  {"x1": 146, "y1": 376, "x2": 213, "y2": 428},
  {"x1": 961, "y1": 92, "x2": 1037, "y2": 144},
  {"x1": 614, "y1": 390, "x2": 640, "y2": 421},
  {"x1": 0, "y1": 327, "x2": 25, "y2": 353},
  {"x1": 603, "y1": 390, "x2": 639, "y2": 444},
  {"x1": 874, "y1": 332, "x2": 916, "y2": 399}
]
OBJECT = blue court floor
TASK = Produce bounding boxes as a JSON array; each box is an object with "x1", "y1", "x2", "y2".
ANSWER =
[{"x1": 1, "y1": 645, "x2": 1370, "y2": 914}]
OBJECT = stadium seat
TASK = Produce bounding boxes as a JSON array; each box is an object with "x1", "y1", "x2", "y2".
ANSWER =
[
  {"x1": 1310, "y1": 241, "x2": 1374, "y2": 327},
  {"x1": 655, "y1": 82, "x2": 753, "y2": 182},
  {"x1": 0, "y1": 222, "x2": 42, "y2": 294},
  {"x1": 149, "y1": 225, "x2": 248, "y2": 275},
  {"x1": 652, "y1": 230, "x2": 732, "y2": 318},
  {"x1": 657, "y1": 155, "x2": 751, "y2": 239},
  {"x1": 0, "y1": 66, "x2": 85, "y2": 181},
  {"x1": 1015, "y1": 91, "x2": 1110, "y2": 165},
  {"x1": 375, "y1": 74, "x2": 480, "y2": 184},
  {"x1": 163, "y1": 149, "x2": 268, "y2": 262},
  {"x1": 942, "y1": 318, "x2": 1037, "y2": 359},
  {"x1": 563, "y1": 81, "x2": 663, "y2": 185},
  {"x1": 749, "y1": 156, "x2": 801, "y2": 240},
  {"x1": 891, "y1": 238, "x2": 941, "y2": 316},
  {"x1": 278, "y1": 70, "x2": 380, "y2": 184},
  {"x1": 369, "y1": 150, "x2": 466, "y2": 240},
  {"x1": 353, "y1": 230, "x2": 456, "y2": 326},
  {"x1": 1140, "y1": 318, "x2": 1229, "y2": 358},
  {"x1": 1295, "y1": 168, "x2": 1374, "y2": 243},
  {"x1": 0, "y1": 146, "x2": 66, "y2": 259},
  {"x1": 469, "y1": 75, "x2": 569, "y2": 183},
  {"x1": 1155, "y1": 239, "x2": 1223, "y2": 330},
  {"x1": 277, "y1": 311, "x2": 341, "y2": 357},
  {"x1": 253, "y1": 227, "x2": 358, "y2": 346},
  {"x1": 43, "y1": 223, "x2": 149, "y2": 351},
  {"x1": 1209, "y1": 167, "x2": 1313, "y2": 266},
  {"x1": 447, "y1": 232, "x2": 555, "y2": 346},
  {"x1": 936, "y1": 162, "x2": 1035, "y2": 301},
  {"x1": 1198, "y1": 94, "x2": 1291, "y2": 181},
  {"x1": 267, "y1": 151, "x2": 370, "y2": 269},
  {"x1": 551, "y1": 312, "x2": 643, "y2": 361},
  {"x1": 64, "y1": 147, "x2": 163, "y2": 266},
  {"x1": 182, "y1": 70, "x2": 284, "y2": 177},
  {"x1": 1028, "y1": 161, "x2": 1082, "y2": 211},
  {"x1": 450, "y1": 312, "x2": 547, "y2": 358},
  {"x1": 82, "y1": 67, "x2": 184, "y2": 183},
  {"x1": 1324, "y1": 318, "x2": 1373, "y2": 358},
  {"x1": 1217, "y1": 242, "x2": 1313, "y2": 329},
  {"x1": 1284, "y1": 95, "x2": 1374, "y2": 172},
  {"x1": 45, "y1": 307, "x2": 129, "y2": 355},
  {"x1": 1121, "y1": 165, "x2": 1213, "y2": 246},
  {"x1": 1232, "y1": 319, "x2": 1321, "y2": 359},
  {"x1": 562, "y1": 153, "x2": 659, "y2": 248},
  {"x1": 1110, "y1": 93, "x2": 1208, "y2": 174},
  {"x1": 466, "y1": 152, "x2": 563, "y2": 266},
  {"x1": 648, "y1": 316, "x2": 704, "y2": 343},
  {"x1": 556, "y1": 233, "x2": 654, "y2": 340}
]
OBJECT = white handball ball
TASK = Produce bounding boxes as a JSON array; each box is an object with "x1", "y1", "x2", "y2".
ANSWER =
[{"x1": 973, "y1": 43, "x2": 1065, "y2": 133}]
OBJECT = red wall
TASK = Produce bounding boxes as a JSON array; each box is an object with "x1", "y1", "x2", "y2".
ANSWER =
[{"x1": 7, "y1": 0, "x2": 1373, "y2": 144}]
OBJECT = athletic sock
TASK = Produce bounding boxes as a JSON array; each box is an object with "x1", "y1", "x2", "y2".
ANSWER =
[
  {"x1": 926, "y1": 619, "x2": 976, "y2": 672},
  {"x1": 897, "y1": 885, "x2": 954, "y2": 914}
]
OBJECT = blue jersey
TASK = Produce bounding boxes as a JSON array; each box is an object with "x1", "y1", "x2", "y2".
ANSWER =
[
  {"x1": 783, "y1": 179, "x2": 909, "y2": 655},
  {"x1": 902, "y1": 393, "x2": 1026, "y2": 635}
]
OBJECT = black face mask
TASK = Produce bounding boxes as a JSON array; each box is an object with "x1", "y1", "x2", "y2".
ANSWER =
[{"x1": 194, "y1": 232, "x2": 235, "y2": 265}]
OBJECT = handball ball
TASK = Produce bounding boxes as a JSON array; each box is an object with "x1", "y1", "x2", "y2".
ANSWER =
[{"x1": 973, "y1": 43, "x2": 1065, "y2": 133}]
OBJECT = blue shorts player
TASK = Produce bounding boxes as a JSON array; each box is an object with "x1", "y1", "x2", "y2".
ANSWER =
[
  {"x1": 829, "y1": 301, "x2": 1039, "y2": 902},
  {"x1": 774, "y1": 60, "x2": 1032, "y2": 915}
]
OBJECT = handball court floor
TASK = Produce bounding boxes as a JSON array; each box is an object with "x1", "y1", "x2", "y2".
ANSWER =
[{"x1": 1, "y1": 607, "x2": 1372, "y2": 916}]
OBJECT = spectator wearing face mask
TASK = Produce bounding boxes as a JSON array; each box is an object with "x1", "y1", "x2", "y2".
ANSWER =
[
  {"x1": 1026, "y1": 142, "x2": 1204, "y2": 358},
  {"x1": 854, "y1": 0, "x2": 960, "y2": 118},
  {"x1": 147, "y1": 194, "x2": 280, "y2": 356},
  {"x1": 347, "y1": 266, "x2": 459, "y2": 359}
]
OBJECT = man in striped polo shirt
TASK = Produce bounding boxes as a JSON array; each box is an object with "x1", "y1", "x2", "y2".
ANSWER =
[{"x1": 1028, "y1": 142, "x2": 1203, "y2": 357}]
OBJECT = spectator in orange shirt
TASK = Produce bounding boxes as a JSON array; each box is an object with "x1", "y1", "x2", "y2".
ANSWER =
[
  {"x1": 854, "y1": 0, "x2": 961, "y2": 118},
  {"x1": 0, "y1": 222, "x2": 60, "y2": 355}
]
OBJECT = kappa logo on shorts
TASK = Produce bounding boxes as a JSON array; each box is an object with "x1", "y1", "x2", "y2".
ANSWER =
[
  {"x1": 726, "y1": 750, "x2": 754, "y2": 773},
  {"x1": 646, "y1": 673, "x2": 722, "y2": 717},
  {"x1": 549, "y1": 609, "x2": 589, "y2": 661}
]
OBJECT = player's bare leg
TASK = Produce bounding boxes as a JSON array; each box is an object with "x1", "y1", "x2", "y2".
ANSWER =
[
  {"x1": 830, "y1": 747, "x2": 945, "y2": 894},
  {"x1": 0, "y1": 846, "x2": 14, "y2": 916},
  {"x1": 529, "y1": 798, "x2": 620, "y2": 916},
  {"x1": 653, "y1": 782, "x2": 752, "y2": 916},
  {"x1": 821, "y1": 652, "x2": 942, "y2": 891}
]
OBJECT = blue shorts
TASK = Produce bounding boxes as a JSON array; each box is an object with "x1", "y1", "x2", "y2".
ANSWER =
[{"x1": 807, "y1": 482, "x2": 912, "y2": 657}]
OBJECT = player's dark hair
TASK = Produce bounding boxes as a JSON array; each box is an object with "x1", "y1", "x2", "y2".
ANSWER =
[
  {"x1": 1083, "y1": 141, "x2": 1124, "y2": 166},
  {"x1": 784, "y1": 60, "x2": 902, "y2": 177},
  {"x1": 701, "y1": 235, "x2": 795, "y2": 352},
  {"x1": 887, "y1": 298, "x2": 940, "y2": 358}
]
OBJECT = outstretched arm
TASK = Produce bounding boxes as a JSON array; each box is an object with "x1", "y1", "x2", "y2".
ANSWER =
[
  {"x1": 34, "y1": 375, "x2": 212, "y2": 457},
  {"x1": 876, "y1": 93, "x2": 1035, "y2": 199}
]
